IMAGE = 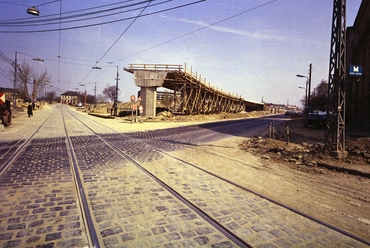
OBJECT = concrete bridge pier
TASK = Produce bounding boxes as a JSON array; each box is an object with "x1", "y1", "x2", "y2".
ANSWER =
[
  {"x1": 124, "y1": 64, "x2": 264, "y2": 117},
  {"x1": 132, "y1": 70, "x2": 168, "y2": 117}
]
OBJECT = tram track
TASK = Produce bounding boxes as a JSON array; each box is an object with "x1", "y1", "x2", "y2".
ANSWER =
[
  {"x1": 61, "y1": 104, "x2": 249, "y2": 247},
  {"x1": 0, "y1": 107, "x2": 91, "y2": 248},
  {"x1": 0, "y1": 109, "x2": 55, "y2": 177},
  {"x1": 61, "y1": 109, "x2": 101, "y2": 248},
  {"x1": 64, "y1": 107, "x2": 370, "y2": 206},
  {"x1": 1, "y1": 105, "x2": 369, "y2": 247},
  {"x1": 64, "y1": 106, "x2": 370, "y2": 247},
  {"x1": 181, "y1": 144, "x2": 370, "y2": 203}
]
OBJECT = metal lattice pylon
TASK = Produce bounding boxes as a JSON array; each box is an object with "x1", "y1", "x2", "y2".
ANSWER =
[{"x1": 325, "y1": 0, "x2": 346, "y2": 152}]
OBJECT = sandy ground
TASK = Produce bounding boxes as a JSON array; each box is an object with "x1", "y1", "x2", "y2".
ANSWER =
[{"x1": 3, "y1": 104, "x2": 370, "y2": 242}]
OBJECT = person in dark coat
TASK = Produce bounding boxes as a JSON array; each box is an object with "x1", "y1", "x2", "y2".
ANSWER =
[{"x1": 28, "y1": 104, "x2": 33, "y2": 117}]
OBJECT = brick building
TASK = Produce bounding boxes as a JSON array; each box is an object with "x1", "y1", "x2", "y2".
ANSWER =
[
  {"x1": 0, "y1": 87, "x2": 14, "y2": 102},
  {"x1": 346, "y1": 1, "x2": 370, "y2": 125}
]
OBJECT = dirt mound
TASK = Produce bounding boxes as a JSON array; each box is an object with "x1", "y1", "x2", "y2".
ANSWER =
[
  {"x1": 240, "y1": 119, "x2": 370, "y2": 176},
  {"x1": 347, "y1": 137, "x2": 370, "y2": 152},
  {"x1": 151, "y1": 111, "x2": 272, "y2": 122}
]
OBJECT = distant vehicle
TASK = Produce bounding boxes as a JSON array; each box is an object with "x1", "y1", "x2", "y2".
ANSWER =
[
  {"x1": 285, "y1": 110, "x2": 297, "y2": 116},
  {"x1": 76, "y1": 102, "x2": 83, "y2": 107},
  {"x1": 285, "y1": 109, "x2": 302, "y2": 117},
  {"x1": 303, "y1": 106, "x2": 327, "y2": 129}
]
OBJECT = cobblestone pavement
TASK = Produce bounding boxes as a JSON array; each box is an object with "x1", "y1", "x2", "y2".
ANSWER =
[
  {"x1": 69, "y1": 134, "x2": 238, "y2": 247},
  {"x1": 103, "y1": 132, "x2": 368, "y2": 247},
  {"x1": 1, "y1": 105, "x2": 368, "y2": 247},
  {"x1": 0, "y1": 109, "x2": 89, "y2": 248}
]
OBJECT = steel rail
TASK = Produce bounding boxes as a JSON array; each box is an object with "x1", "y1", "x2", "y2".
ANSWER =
[
  {"x1": 0, "y1": 109, "x2": 55, "y2": 177},
  {"x1": 64, "y1": 106, "x2": 251, "y2": 247},
  {"x1": 60, "y1": 109, "x2": 101, "y2": 248},
  {"x1": 0, "y1": 107, "x2": 100, "y2": 247},
  {"x1": 65, "y1": 107, "x2": 370, "y2": 246},
  {"x1": 192, "y1": 143, "x2": 370, "y2": 199}
]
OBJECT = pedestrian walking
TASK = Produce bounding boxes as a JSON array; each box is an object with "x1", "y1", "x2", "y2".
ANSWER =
[{"x1": 28, "y1": 103, "x2": 33, "y2": 117}]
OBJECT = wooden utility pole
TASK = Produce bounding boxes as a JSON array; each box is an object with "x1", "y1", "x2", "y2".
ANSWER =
[{"x1": 113, "y1": 66, "x2": 119, "y2": 116}]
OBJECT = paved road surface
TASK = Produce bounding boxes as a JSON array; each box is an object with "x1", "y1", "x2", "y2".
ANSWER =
[{"x1": 0, "y1": 104, "x2": 367, "y2": 247}]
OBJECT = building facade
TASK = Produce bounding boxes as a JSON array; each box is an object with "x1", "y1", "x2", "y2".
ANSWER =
[
  {"x1": 0, "y1": 87, "x2": 14, "y2": 102},
  {"x1": 347, "y1": 0, "x2": 370, "y2": 125},
  {"x1": 60, "y1": 91, "x2": 81, "y2": 106}
]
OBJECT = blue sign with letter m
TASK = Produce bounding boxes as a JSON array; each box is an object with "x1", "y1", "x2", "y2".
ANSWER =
[{"x1": 349, "y1": 65, "x2": 362, "y2": 76}]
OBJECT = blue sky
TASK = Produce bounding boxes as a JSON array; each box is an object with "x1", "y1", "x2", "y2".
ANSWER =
[{"x1": 0, "y1": 0, "x2": 363, "y2": 107}]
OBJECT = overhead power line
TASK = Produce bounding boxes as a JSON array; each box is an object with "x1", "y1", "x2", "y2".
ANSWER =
[
  {"x1": 79, "y1": 0, "x2": 154, "y2": 85},
  {"x1": 0, "y1": 50, "x2": 13, "y2": 64},
  {"x1": 0, "y1": 1, "x2": 28, "y2": 7},
  {"x1": 0, "y1": 0, "x2": 137, "y2": 22},
  {"x1": 0, "y1": 0, "x2": 205, "y2": 33},
  {"x1": 0, "y1": 0, "x2": 164, "y2": 25},
  {"x1": 114, "y1": 0, "x2": 277, "y2": 62}
]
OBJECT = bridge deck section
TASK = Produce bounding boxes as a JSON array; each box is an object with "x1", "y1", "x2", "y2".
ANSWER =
[{"x1": 124, "y1": 64, "x2": 263, "y2": 116}]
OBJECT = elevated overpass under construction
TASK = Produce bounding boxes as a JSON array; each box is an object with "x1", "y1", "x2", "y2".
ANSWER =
[{"x1": 124, "y1": 64, "x2": 264, "y2": 117}]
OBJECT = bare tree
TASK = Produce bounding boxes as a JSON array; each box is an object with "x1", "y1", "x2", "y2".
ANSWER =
[
  {"x1": 16, "y1": 59, "x2": 33, "y2": 100},
  {"x1": 32, "y1": 69, "x2": 51, "y2": 102},
  {"x1": 96, "y1": 94, "x2": 107, "y2": 104},
  {"x1": 45, "y1": 91, "x2": 57, "y2": 103},
  {"x1": 102, "y1": 84, "x2": 119, "y2": 103},
  {"x1": 11, "y1": 59, "x2": 52, "y2": 102}
]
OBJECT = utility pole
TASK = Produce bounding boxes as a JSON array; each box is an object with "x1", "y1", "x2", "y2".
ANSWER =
[
  {"x1": 325, "y1": 0, "x2": 346, "y2": 157},
  {"x1": 308, "y1": 63, "x2": 312, "y2": 107},
  {"x1": 32, "y1": 79, "x2": 36, "y2": 104},
  {"x1": 13, "y1": 51, "x2": 17, "y2": 109},
  {"x1": 94, "y1": 83, "x2": 97, "y2": 108},
  {"x1": 113, "y1": 66, "x2": 120, "y2": 116}
]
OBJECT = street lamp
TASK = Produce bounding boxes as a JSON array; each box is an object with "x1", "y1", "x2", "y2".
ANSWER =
[
  {"x1": 27, "y1": 0, "x2": 60, "y2": 16},
  {"x1": 297, "y1": 75, "x2": 308, "y2": 108},
  {"x1": 93, "y1": 65, "x2": 119, "y2": 116},
  {"x1": 296, "y1": 63, "x2": 312, "y2": 106},
  {"x1": 27, "y1": 6, "x2": 39, "y2": 16}
]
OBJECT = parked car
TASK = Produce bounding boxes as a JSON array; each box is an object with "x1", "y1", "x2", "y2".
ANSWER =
[
  {"x1": 303, "y1": 106, "x2": 328, "y2": 129},
  {"x1": 76, "y1": 102, "x2": 83, "y2": 107}
]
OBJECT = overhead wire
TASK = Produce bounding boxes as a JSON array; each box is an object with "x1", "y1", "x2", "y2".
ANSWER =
[
  {"x1": 0, "y1": 68, "x2": 13, "y2": 81},
  {"x1": 0, "y1": 0, "x2": 137, "y2": 22},
  {"x1": 114, "y1": 0, "x2": 277, "y2": 62},
  {"x1": 0, "y1": 0, "x2": 206, "y2": 33},
  {"x1": 3, "y1": 0, "x2": 172, "y2": 28},
  {"x1": 0, "y1": 41, "x2": 102, "y2": 65},
  {"x1": 0, "y1": 1, "x2": 28, "y2": 7},
  {"x1": 0, "y1": 50, "x2": 13, "y2": 64},
  {"x1": 79, "y1": 0, "x2": 154, "y2": 85},
  {"x1": 0, "y1": 0, "x2": 164, "y2": 26}
]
